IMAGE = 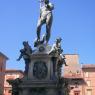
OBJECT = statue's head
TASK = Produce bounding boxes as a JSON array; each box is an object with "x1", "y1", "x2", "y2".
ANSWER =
[
  {"x1": 23, "y1": 41, "x2": 28, "y2": 47},
  {"x1": 56, "y1": 37, "x2": 62, "y2": 43},
  {"x1": 45, "y1": 0, "x2": 49, "y2": 4}
]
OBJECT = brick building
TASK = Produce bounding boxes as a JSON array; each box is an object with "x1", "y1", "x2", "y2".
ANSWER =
[
  {"x1": 4, "y1": 70, "x2": 23, "y2": 95},
  {"x1": 0, "y1": 52, "x2": 8, "y2": 95},
  {"x1": 64, "y1": 54, "x2": 84, "y2": 95},
  {"x1": 63, "y1": 54, "x2": 95, "y2": 95},
  {"x1": 82, "y1": 64, "x2": 95, "y2": 95}
]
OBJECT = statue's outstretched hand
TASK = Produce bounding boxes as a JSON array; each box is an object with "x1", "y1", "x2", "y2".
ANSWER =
[{"x1": 16, "y1": 58, "x2": 20, "y2": 61}]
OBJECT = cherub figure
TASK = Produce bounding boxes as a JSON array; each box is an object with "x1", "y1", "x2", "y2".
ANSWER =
[
  {"x1": 49, "y1": 37, "x2": 62, "y2": 56},
  {"x1": 58, "y1": 49, "x2": 68, "y2": 66},
  {"x1": 49, "y1": 38, "x2": 68, "y2": 79},
  {"x1": 17, "y1": 41, "x2": 32, "y2": 75}
]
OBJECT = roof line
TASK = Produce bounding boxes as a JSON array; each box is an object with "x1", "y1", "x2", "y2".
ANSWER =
[
  {"x1": 64, "y1": 54, "x2": 79, "y2": 55},
  {"x1": 0, "y1": 52, "x2": 9, "y2": 60},
  {"x1": 5, "y1": 69, "x2": 24, "y2": 74}
]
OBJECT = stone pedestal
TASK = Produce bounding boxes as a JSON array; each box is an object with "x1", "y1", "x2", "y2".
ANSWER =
[
  {"x1": 18, "y1": 44, "x2": 61, "y2": 95},
  {"x1": 8, "y1": 44, "x2": 69, "y2": 95},
  {"x1": 19, "y1": 80, "x2": 58, "y2": 95},
  {"x1": 28, "y1": 54, "x2": 53, "y2": 80}
]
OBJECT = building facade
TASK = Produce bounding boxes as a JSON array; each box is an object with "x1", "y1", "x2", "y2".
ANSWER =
[
  {"x1": 82, "y1": 64, "x2": 95, "y2": 95},
  {"x1": 4, "y1": 70, "x2": 23, "y2": 95},
  {"x1": 0, "y1": 52, "x2": 8, "y2": 95},
  {"x1": 64, "y1": 54, "x2": 95, "y2": 95},
  {"x1": 64, "y1": 54, "x2": 83, "y2": 95}
]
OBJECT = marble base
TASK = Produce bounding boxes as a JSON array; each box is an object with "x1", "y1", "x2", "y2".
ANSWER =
[{"x1": 19, "y1": 80, "x2": 59, "y2": 95}]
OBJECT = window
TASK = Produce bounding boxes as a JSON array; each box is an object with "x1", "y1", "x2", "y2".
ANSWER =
[
  {"x1": 85, "y1": 72, "x2": 89, "y2": 77},
  {"x1": 15, "y1": 75, "x2": 19, "y2": 78},
  {"x1": 74, "y1": 91, "x2": 80, "y2": 95},
  {"x1": 0, "y1": 67, "x2": 2, "y2": 71},
  {"x1": 8, "y1": 90, "x2": 12, "y2": 93},
  {"x1": 0, "y1": 64, "x2": 3, "y2": 72},
  {"x1": 7, "y1": 73, "x2": 13, "y2": 76},
  {"x1": 87, "y1": 80, "x2": 91, "y2": 86},
  {"x1": 87, "y1": 89, "x2": 92, "y2": 95}
]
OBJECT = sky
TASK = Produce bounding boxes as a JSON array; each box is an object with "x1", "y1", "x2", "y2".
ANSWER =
[{"x1": 0, "y1": 0, "x2": 95, "y2": 71}]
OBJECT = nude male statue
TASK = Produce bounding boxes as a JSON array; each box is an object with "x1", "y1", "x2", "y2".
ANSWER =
[{"x1": 36, "y1": 0, "x2": 54, "y2": 45}]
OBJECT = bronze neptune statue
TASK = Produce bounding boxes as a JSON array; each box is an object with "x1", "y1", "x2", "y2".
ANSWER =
[{"x1": 34, "y1": 0, "x2": 54, "y2": 46}]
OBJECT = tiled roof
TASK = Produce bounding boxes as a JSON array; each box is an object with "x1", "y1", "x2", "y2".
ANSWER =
[
  {"x1": 64, "y1": 74, "x2": 83, "y2": 79},
  {"x1": 5, "y1": 70, "x2": 24, "y2": 74},
  {"x1": 0, "y1": 52, "x2": 9, "y2": 60},
  {"x1": 82, "y1": 64, "x2": 95, "y2": 69}
]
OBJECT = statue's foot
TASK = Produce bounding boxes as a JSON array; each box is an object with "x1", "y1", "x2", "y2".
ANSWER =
[
  {"x1": 34, "y1": 41, "x2": 38, "y2": 47},
  {"x1": 40, "y1": 34, "x2": 46, "y2": 44},
  {"x1": 34, "y1": 39, "x2": 40, "y2": 47},
  {"x1": 40, "y1": 39, "x2": 44, "y2": 44}
]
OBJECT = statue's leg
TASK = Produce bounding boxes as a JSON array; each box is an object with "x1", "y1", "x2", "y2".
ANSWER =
[
  {"x1": 52, "y1": 57, "x2": 57, "y2": 78},
  {"x1": 24, "y1": 59, "x2": 30, "y2": 75},
  {"x1": 37, "y1": 19, "x2": 42, "y2": 40},
  {"x1": 63, "y1": 59, "x2": 68, "y2": 66},
  {"x1": 46, "y1": 13, "x2": 53, "y2": 43}
]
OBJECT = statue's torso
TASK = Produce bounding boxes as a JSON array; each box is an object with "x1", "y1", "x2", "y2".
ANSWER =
[{"x1": 40, "y1": 3, "x2": 54, "y2": 20}]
